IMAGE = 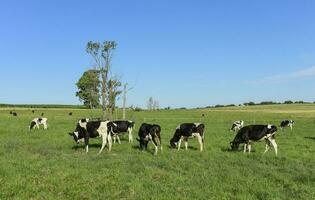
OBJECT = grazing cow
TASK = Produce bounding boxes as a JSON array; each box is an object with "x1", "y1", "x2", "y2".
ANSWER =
[
  {"x1": 29, "y1": 118, "x2": 48, "y2": 130},
  {"x1": 280, "y1": 120, "x2": 294, "y2": 130},
  {"x1": 136, "y1": 123, "x2": 162, "y2": 155},
  {"x1": 110, "y1": 120, "x2": 135, "y2": 143},
  {"x1": 12, "y1": 112, "x2": 17, "y2": 117},
  {"x1": 230, "y1": 120, "x2": 244, "y2": 132},
  {"x1": 69, "y1": 119, "x2": 114, "y2": 153},
  {"x1": 170, "y1": 123, "x2": 205, "y2": 152},
  {"x1": 230, "y1": 124, "x2": 278, "y2": 156},
  {"x1": 69, "y1": 112, "x2": 73, "y2": 116}
]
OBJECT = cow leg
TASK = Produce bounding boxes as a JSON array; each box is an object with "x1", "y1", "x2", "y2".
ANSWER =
[
  {"x1": 184, "y1": 138, "x2": 188, "y2": 151},
  {"x1": 113, "y1": 135, "x2": 116, "y2": 143},
  {"x1": 248, "y1": 144, "x2": 251, "y2": 153},
  {"x1": 107, "y1": 133, "x2": 112, "y2": 152},
  {"x1": 151, "y1": 139, "x2": 158, "y2": 155},
  {"x1": 268, "y1": 138, "x2": 278, "y2": 156},
  {"x1": 99, "y1": 134, "x2": 107, "y2": 154},
  {"x1": 290, "y1": 124, "x2": 293, "y2": 131},
  {"x1": 85, "y1": 137, "x2": 89, "y2": 153},
  {"x1": 243, "y1": 144, "x2": 247, "y2": 153},
  {"x1": 263, "y1": 142, "x2": 270, "y2": 154},
  {"x1": 36, "y1": 123, "x2": 39, "y2": 129},
  {"x1": 177, "y1": 137, "x2": 182, "y2": 151},
  {"x1": 43, "y1": 123, "x2": 47, "y2": 130},
  {"x1": 196, "y1": 134, "x2": 203, "y2": 152},
  {"x1": 128, "y1": 128, "x2": 133, "y2": 143}
]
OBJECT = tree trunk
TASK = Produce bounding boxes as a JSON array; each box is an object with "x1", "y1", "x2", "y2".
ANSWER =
[
  {"x1": 101, "y1": 69, "x2": 107, "y2": 120},
  {"x1": 122, "y1": 84, "x2": 127, "y2": 120}
]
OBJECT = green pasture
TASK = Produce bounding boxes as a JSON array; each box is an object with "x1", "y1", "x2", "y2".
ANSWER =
[{"x1": 0, "y1": 104, "x2": 314, "y2": 199}]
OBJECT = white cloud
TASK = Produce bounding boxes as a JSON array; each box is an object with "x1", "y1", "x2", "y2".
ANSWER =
[{"x1": 250, "y1": 66, "x2": 315, "y2": 83}]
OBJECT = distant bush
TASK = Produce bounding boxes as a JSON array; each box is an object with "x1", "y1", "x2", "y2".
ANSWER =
[
  {"x1": 260, "y1": 101, "x2": 277, "y2": 105},
  {"x1": 215, "y1": 105, "x2": 224, "y2": 108},
  {"x1": 134, "y1": 107, "x2": 143, "y2": 112},
  {"x1": 295, "y1": 101, "x2": 305, "y2": 104},
  {"x1": 284, "y1": 100, "x2": 293, "y2": 104},
  {"x1": 244, "y1": 102, "x2": 255, "y2": 106}
]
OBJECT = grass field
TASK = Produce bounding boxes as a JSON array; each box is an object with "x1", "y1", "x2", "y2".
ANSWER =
[{"x1": 0, "y1": 104, "x2": 314, "y2": 199}]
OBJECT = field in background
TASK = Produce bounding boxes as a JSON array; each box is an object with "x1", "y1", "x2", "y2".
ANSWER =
[{"x1": 0, "y1": 105, "x2": 314, "y2": 199}]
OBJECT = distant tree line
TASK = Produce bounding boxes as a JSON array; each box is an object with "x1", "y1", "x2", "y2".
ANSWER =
[{"x1": 203, "y1": 100, "x2": 313, "y2": 108}]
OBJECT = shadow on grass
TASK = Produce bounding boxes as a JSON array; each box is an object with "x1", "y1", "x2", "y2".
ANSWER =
[
  {"x1": 71, "y1": 143, "x2": 101, "y2": 150},
  {"x1": 304, "y1": 136, "x2": 315, "y2": 140}
]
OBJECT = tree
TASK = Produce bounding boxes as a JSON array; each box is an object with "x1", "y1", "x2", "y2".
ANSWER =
[
  {"x1": 107, "y1": 76, "x2": 122, "y2": 118},
  {"x1": 147, "y1": 97, "x2": 154, "y2": 110},
  {"x1": 122, "y1": 83, "x2": 133, "y2": 120},
  {"x1": 86, "y1": 41, "x2": 117, "y2": 119},
  {"x1": 76, "y1": 69, "x2": 100, "y2": 109}
]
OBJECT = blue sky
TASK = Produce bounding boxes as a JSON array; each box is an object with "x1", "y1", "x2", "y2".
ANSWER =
[{"x1": 1, "y1": 0, "x2": 315, "y2": 108}]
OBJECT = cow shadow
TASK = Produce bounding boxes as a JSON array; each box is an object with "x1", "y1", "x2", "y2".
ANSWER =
[
  {"x1": 71, "y1": 143, "x2": 101, "y2": 150},
  {"x1": 304, "y1": 136, "x2": 315, "y2": 140}
]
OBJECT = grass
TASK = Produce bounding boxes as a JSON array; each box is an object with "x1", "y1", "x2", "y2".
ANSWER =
[{"x1": 0, "y1": 105, "x2": 314, "y2": 199}]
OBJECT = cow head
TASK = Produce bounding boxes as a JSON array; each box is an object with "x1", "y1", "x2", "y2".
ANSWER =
[
  {"x1": 266, "y1": 124, "x2": 277, "y2": 134},
  {"x1": 170, "y1": 129, "x2": 181, "y2": 148},
  {"x1": 137, "y1": 137, "x2": 149, "y2": 150},
  {"x1": 69, "y1": 123, "x2": 86, "y2": 144},
  {"x1": 230, "y1": 141, "x2": 240, "y2": 151},
  {"x1": 29, "y1": 121, "x2": 36, "y2": 130}
]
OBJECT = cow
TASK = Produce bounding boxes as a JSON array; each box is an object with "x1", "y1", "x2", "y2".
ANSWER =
[
  {"x1": 9, "y1": 111, "x2": 12, "y2": 115},
  {"x1": 170, "y1": 123, "x2": 205, "y2": 152},
  {"x1": 280, "y1": 120, "x2": 294, "y2": 130},
  {"x1": 230, "y1": 124, "x2": 278, "y2": 156},
  {"x1": 68, "y1": 119, "x2": 114, "y2": 154},
  {"x1": 41, "y1": 113, "x2": 44, "y2": 117},
  {"x1": 230, "y1": 120, "x2": 244, "y2": 132},
  {"x1": 136, "y1": 123, "x2": 162, "y2": 155},
  {"x1": 12, "y1": 112, "x2": 17, "y2": 117},
  {"x1": 29, "y1": 118, "x2": 48, "y2": 130},
  {"x1": 110, "y1": 120, "x2": 135, "y2": 143},
  {"x1": 69, "y1": 112, "x2": 73, "y2": 116},
  {"x1": 32, "y1": 110, "x2": 35, "y2": 113}
]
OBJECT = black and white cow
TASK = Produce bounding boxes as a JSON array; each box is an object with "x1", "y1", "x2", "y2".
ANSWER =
[
  {"x1": 136, "y1": 123, "x2": 162, "y2": 155},
  {"x1": 280, "y1": 120, "x2": 294, "y2": 130},
  {"x1": 230, "y1": 124, "x2": 278, "y2": 156},
  {"x1": 69, "y1": 119, "x2": 115, "y2": 153},
  {"x1": 29, "y1": 118, "x2": 48, "y2": 130},
  {"x1": 230, "y1": 120, "x2": 244, "y2": 132},
  {"x1": 170, "y1": 123, "x2": 205, "y2": 152},
  {"x1": 110, "y1": 120, "x2": 135, "y2": 143}
]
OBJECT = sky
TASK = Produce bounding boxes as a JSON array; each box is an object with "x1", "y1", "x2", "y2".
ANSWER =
[{"x1": 0, "y1": 0, "x2": 315, "y2": 108}]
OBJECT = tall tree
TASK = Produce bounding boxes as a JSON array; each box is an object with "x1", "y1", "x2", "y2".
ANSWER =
[
  {"x1": 107, "y1": 76, "x2": 122, "y2": 118},
  {"x1": 122, "y1": 83, "x2": 133, "y2": 119},
  {"x1": 147, "y1": 97, "x2": 154, "y2": 111},
  {"x1": 76, "y1": 69, "x2": 100, "y2": 109},
  {"x1": 86, "y1": 41, "x2": 117, "y2": 119}
]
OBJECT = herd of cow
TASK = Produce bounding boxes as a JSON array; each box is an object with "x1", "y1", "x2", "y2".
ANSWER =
[{"x1": 26, "y1": 113, "x2": 295, "y2": 156}]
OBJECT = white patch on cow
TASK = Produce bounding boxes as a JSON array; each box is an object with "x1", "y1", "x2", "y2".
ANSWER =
[
  {"x1": 74, "y1": 131, "x2": 79, "y2": 138},
  {"x1": 98, "y1": 121, "x2": 111, "y2": 154},
  {"x1": 78, "y1": 138, "x2": 85, "y2": 143},
  {"x1": 267, "y1": 124, "x2": 272, "y2": 129},
  {"x1": 194, "y1": 123, "x2": 201, "y2": 127},
  {"x1": 176, "y1": 125, "x2": 180, "y2": 130}
]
